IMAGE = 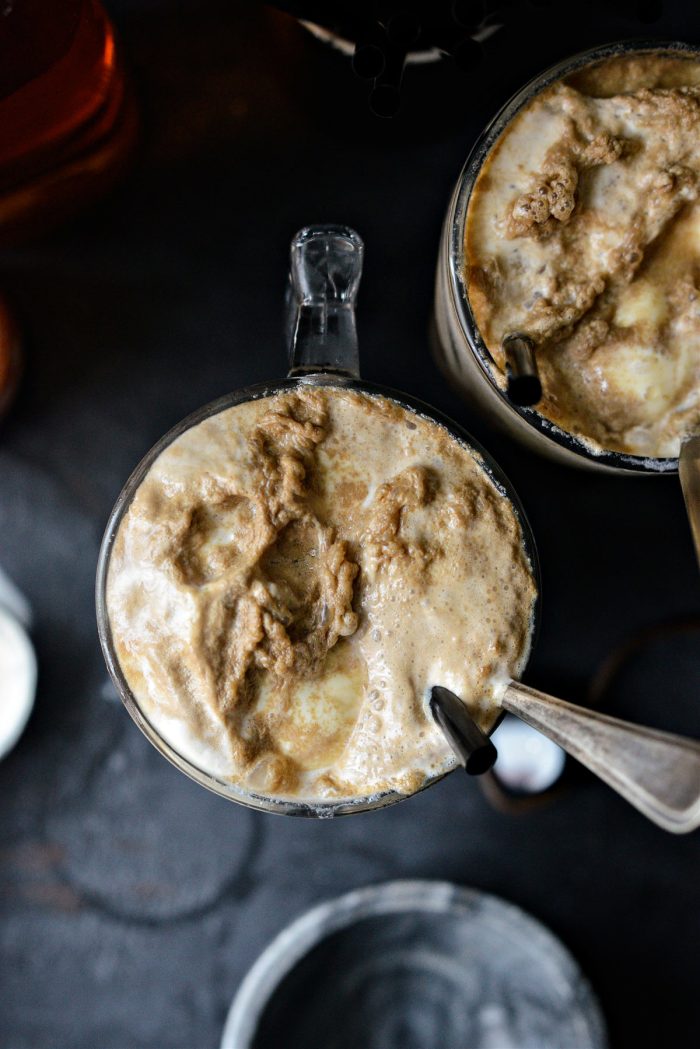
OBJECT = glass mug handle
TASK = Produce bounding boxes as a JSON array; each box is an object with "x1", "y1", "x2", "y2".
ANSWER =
[{"x1": 287, "y1": 224, "x2": 363, "y2": 378}]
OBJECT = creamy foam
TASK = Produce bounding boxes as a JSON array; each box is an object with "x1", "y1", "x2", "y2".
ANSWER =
[
  {"x1": 106, "y1": 387, "x2": 537, "y2": 802},
  {"x1": 466, "y1": 50, "x2": 700, "y2": 458}
]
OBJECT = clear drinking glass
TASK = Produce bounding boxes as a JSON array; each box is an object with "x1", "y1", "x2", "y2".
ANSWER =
[
  {"x1": 96, "y1": 225, "x2": 540, "y2": 817},
  {"x1": 433, "y1": 39, "x2": 700, "y2": 475}
]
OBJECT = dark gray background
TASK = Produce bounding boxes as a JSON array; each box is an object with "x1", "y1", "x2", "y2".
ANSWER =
[{"x1": 1, "y1": 2, "x2": 699, "y2": 1046}]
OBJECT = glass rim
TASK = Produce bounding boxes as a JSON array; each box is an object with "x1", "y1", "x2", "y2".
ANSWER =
[
  {"x1": 95, "y1": 372, "x2": 541, "y2": 817},
  {"x1": 220, "y1": 879, "x2": 609, "y2": 1049},
  {"x1": 447, "y1": 37, "x2": 700, "y2": 475}
]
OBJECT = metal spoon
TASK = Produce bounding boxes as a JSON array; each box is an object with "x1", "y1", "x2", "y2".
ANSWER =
[{"x1": 434, "y1": 681, "x2": 700, "y2": 833}]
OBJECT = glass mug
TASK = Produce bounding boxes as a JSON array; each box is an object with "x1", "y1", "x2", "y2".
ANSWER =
[
  {"x1": 96, "y1": 224, "x2": 541, "y2": 817},
  {"x1": 433, "y1": 39, "x2": 700, "y2": 477}
]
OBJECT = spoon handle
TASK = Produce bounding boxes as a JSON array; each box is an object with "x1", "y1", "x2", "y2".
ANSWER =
[{"x1": 502, "y1": 681, "x2": 700, "y2": 834}]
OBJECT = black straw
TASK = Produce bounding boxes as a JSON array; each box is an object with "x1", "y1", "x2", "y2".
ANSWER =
[
  {"x1": 430, "y1": 686, "x2": 497, "y2": 776},
  {"x1": 503, "y1": 333, "x2": 542, "y2": 407}
]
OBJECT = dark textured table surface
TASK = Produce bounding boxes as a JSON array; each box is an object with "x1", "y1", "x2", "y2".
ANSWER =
[{"x1": 1, "y1": 2, "x2": 699, "y2": 1047}]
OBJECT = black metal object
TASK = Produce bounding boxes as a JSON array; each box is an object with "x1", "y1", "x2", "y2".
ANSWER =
[{"x1": 270, "y1": 1, "x2": 488, "y2": 115}]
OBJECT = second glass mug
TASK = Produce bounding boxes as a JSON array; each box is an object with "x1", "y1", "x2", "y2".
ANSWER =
[
  {"x1": 97, "y1": 225, "x2": 700, "y2": 828},
  {"x1": 433, "y1": 38, "x2": 700, "y2": 477}
]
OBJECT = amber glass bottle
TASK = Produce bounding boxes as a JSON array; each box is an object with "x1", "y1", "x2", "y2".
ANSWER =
[{"x1": 0, "y1": 0, "x2": 137, "y2": 243}]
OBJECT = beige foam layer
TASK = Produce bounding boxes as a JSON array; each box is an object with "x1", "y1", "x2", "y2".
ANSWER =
[{"x1": 107, "y1": 388, "x2": 537, "y2": 802}]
